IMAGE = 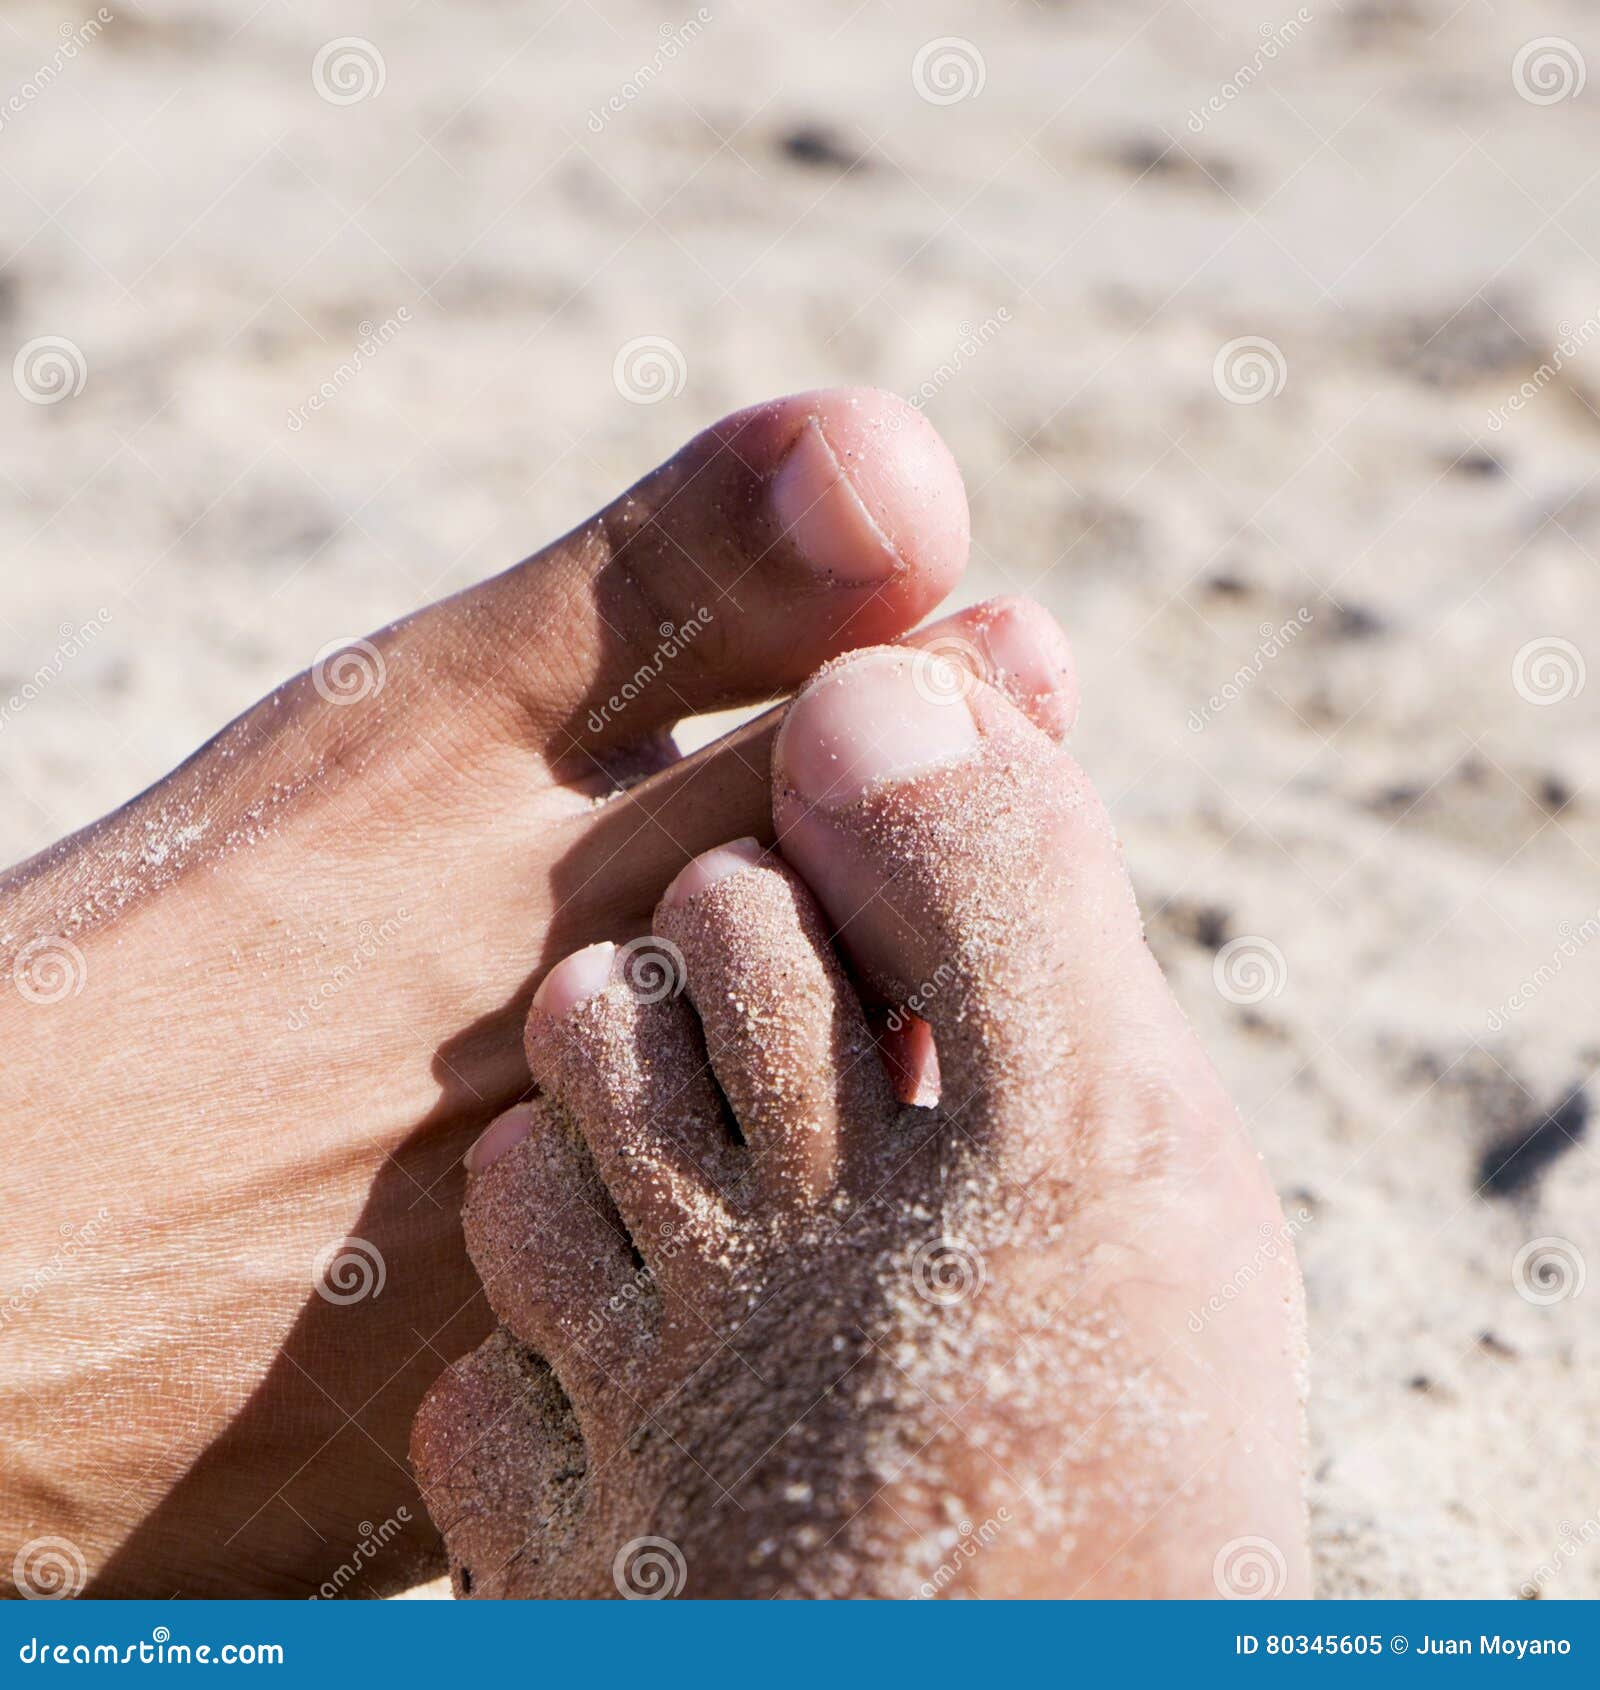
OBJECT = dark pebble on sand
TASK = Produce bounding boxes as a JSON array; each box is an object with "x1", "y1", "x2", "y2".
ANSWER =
[
  {"x1": 1114, "y1": 137, "x2": 1177, "y2": 176},
  {"x1": 779, "y1": 125, "x2": 862, "y2": 172},
  {"x1": 1329, "y1": 603, "x2": 1385, "y2": 640},
  {"x1": 1391, "y1": 298, "x2": 1530, "y2": 389},
  {"x1": 1161, "y1": 899, "x2": 1230, "y2": 951},
  {"x1": 1110, "y1": 137, "x2": 1236, "y2": 191},
  {"x1": 1193, "y1": 906, "x2": 1229, "y2": 950},
  {"x1": 1478, "y1": 1085, "x2": 1589, "y2": 1198}
]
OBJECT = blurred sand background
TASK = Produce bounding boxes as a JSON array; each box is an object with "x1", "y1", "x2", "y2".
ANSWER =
[{"x1": 3, "y1": 0, "x2": 1598, "y2": 1599}]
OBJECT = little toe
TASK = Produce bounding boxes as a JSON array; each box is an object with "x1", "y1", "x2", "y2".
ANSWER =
[
  {"x1": 653, "y1": 838, "x2": 897, "y2": 1206},
  {"x1": 410, "y1": 1328, "x2": 586, "y2": 1600}
]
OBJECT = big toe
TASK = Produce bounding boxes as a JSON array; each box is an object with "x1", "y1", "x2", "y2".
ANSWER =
[{"x1": 771, "y1": 637, "x2": 1214, "y2": 1178}]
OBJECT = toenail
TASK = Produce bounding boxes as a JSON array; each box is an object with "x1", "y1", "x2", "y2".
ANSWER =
[
  {"x1": 661, "y1": 838, "x2": 765, "y2": 909},
  {"x1": 464, "y1": 1104, "x2": 535, "y2": 1175},
  {"x1": 775, "y1": 650, "x2": 979, "y2": 809},
  {"x1": 978, "y1": 603, "x2": 1074, "y2": 704},
  {"x1": 769, "y1": 419, "x2": 903, "y2": 587},
  {"x1": 531, "y1": 941, "x2": 616, "y2": 1019}
]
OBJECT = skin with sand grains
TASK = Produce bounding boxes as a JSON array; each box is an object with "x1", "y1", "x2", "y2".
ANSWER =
[
  {"x1": 0, "y1": 389, "x2": 976, "y2": 1598},
  {"x1": 413, "y1": 643, "x2": 1310, "y2": 1600}
]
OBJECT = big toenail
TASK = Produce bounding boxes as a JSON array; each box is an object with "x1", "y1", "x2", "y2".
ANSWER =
[
  {"x1": 661, "y1": 838, "x2": 765, "y2": 909},
  {"x1": 770, "y1": 419, "x2": 903, "y2": 586},
  {"x1": 464, "y1": 1104, "x2": 536, "y2": 1174},
  {"x1": 775, "y1": 650, "x2": 979, "y2": 808},
  {"x1": 531, "y1": 941, "x2": 616, "y2": 1019}
]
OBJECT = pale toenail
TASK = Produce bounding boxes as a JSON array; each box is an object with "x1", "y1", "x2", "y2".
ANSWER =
[
  {"x1": 661, "y1": 837, "x2": 765, "y2": 909},
  {"x1": 775, "y1": 650, "x2": 979, "y2": 809},
  {"x1": 464, "y1": 1104, "x2": 535, "y2": 1175},
  {"x1": 978, "y1": 603, "x2": 1074, "y2": 704},
  {"x1": 769, "y1": 419, "x2": 902, "y2": 586},
  {"x1": 531, "y1": 940, "x2": 616, "y2": 1019}
]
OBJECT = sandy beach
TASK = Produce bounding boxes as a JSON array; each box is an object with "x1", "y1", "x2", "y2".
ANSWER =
[{"x1": 3, "y1": 0, "x2": 1596, "y2": 1597}]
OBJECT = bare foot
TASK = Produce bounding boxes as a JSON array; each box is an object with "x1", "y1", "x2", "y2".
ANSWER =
[
  {"x1": 412, "y1": 615, "x2": 1310, "y2": 1599},
  {"x1": 0, "y1": 390, "x2": 974, "y2": 1597}
]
